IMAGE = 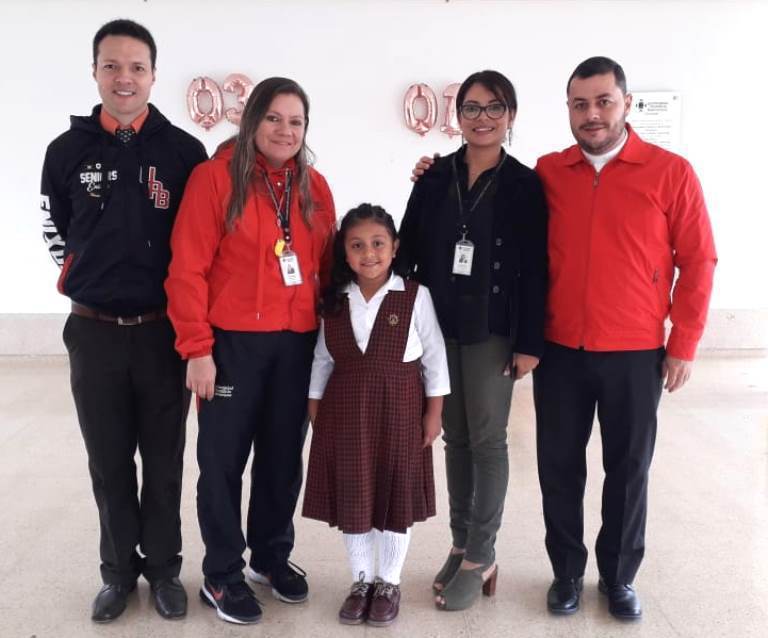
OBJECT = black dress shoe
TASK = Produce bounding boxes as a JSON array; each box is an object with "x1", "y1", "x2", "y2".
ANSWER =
[
  {"x1": 151, "y1": 577, "x2": 188, "y2": 619},
  {"x1": 91, "y1": 583, "x2": 136, "y2": 623},
  {"x1": 547, "y1": 577, "x2": 583, "y2": 614},
  {"x1": 598, "y1": 578, "x2": 642, "y2": 620}
]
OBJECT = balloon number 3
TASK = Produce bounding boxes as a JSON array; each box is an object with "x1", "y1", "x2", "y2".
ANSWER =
[
  {"x1": 403, "y1": 82, "x2": 461, "y2": 138},
  {"x1": 187, "y1": 75, "x2": 461, "y2": 137},
  {"x1": 186, "y1": 74, "x2": 255, "y2": 130}
]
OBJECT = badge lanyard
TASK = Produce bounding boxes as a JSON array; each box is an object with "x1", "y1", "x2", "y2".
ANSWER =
[
  {"x1": 262, "y1": 169, "x2": 302, "y2": 286},
  {"x1": 451, "y1": 152, "x2": 506, "y2": 276}
]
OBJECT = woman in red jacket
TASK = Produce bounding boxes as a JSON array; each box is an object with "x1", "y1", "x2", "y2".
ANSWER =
[{"x1": 165, "y1": 77, "x2": 335, "y2": 625}]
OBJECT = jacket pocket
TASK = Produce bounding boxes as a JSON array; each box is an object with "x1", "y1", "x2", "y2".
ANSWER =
[{"x1": 57, "y1": 253, "x2": 76, "y2": 295}]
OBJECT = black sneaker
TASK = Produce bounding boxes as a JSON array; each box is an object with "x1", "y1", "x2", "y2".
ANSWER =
[
  {"x1": 199, "y1": 579, "x2": 262, "y2": 624},
  {"x1": 246, "y1": 561, "x2": 308, "y2": 603}
]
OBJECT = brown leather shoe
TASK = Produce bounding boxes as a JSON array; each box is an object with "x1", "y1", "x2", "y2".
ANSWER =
[
  {"x1": 367, "y1": 580, "x2": 401, "y2": 627},
  {"x1": 338, "y1": 578, "x2": 373, "y2": 625}
]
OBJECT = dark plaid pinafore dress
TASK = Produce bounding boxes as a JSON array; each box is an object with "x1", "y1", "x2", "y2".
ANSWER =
[{"x1": 302, "y1": 280, "x2": 436, "y2": 533}]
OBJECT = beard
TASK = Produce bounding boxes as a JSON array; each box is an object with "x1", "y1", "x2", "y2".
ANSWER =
[{"x1": 573, "y1": 118, "x2": 626, "y2": 155}]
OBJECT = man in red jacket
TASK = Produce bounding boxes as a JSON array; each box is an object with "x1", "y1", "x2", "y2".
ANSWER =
[{"x1": 534, "y1": 56, "x2": 716, "y2": 620}]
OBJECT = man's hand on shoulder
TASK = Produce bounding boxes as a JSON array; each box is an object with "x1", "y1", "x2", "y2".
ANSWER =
[
  {"x1": 410, "y1": 153, "x2": 439, "y2": 182},
  {"x1": 662, "y1": 355, "x2": 693, "y2": 392}
]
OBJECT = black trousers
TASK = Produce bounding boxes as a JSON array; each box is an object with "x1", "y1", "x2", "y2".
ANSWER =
[
  {"x1": 533, "y1": 342, "x2": 664, "y2": 584},
  {"x1": 63, "y1": 314, "x2": 188, "y2": 586},
  {"x1": 197, "y1": 330, "x2": 315, "y2": 585}
]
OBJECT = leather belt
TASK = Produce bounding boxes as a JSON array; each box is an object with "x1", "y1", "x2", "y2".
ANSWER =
[{"x1": 71, "y1": 302, "x2": 166, "y2": 326}]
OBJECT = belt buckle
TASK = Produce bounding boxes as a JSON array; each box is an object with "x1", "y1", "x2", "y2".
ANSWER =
[{"x1": 117, "y1": 315, "x2": 142, "y2": 326}]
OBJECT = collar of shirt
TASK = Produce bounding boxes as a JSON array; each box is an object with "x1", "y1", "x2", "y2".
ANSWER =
[
  {"x1": 345, "y1": 273, "x2": 403, "y2": 305},
  {"x1": 581, "y1": 126, "x2": 628, "y2": 173},
  {"x1": 562, "y1": 124, "x2": 650, "y2": 167},
  {"x1": 456, "y1": 144, "x2": 506, "y2": 195},
  {"x1": 254, "y1": 152, "x2": 297, "y2": 177},
  {"x1": 99, "y1": 106, "x2": 149, "y2": 135}
]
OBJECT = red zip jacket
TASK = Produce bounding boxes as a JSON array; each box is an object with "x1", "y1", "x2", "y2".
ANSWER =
[
  {"x1": 535, "y1": 125, "x2": 716, "y2": 361},
  {"x1": 165, "y1": 143, "x2": 336, "y2": 359}
]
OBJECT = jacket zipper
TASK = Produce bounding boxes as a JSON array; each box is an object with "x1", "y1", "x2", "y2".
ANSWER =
[
  {"x1": 652, "y1": 268, "x2": 665, "y2": 315},
  {"x1": 580, "y1": 169, "x2": 600, "y2": 348}
]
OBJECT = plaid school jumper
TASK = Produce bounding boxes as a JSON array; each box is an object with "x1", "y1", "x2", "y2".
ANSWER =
[{"x1": 303, "y1": 280, "x2": 436, "y2": 533}]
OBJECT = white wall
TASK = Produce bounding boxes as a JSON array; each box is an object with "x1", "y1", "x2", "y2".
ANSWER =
[{"x1": 1, "y1": 0, "x2": 766, "y2": 317}]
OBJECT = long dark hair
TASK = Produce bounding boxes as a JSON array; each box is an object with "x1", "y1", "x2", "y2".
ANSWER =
[
  {"x1": 456, "y1": 69, "x2": 518, "y2": 115},
  {"x1": 225, "y1": 77, "x2": 314, "y2": 230},
  {"x1": 321, "y1": 203, "x2": 406, "y2": 316}
]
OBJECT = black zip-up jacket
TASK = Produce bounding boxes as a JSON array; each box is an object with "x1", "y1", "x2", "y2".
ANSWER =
[
  {"x1": 40, "y1": 104, "x2": 207, "y2": 316},
  {"x1": 398, "y1": 147, "x2": 548, "y2": 359}
]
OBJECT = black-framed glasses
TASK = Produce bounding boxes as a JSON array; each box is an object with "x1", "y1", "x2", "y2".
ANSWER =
[{"x1": 459, "y1": 102, "x2": 508, "y2": 120}]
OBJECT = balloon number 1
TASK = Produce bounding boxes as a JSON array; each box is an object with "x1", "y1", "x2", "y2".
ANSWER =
[
  {"x1": 187, "y1": 74, "x2": 255, "y2": 130},
  {"x1": 403, "y1": 82, "x2": 461, "y2": 138}
]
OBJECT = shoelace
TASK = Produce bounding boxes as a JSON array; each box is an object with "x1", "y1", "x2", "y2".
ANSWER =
[
  {"x1": 611, "y1": 584, "x2": 634, "y2": 592},
  {"x1": 274, "y1": 560, "x2": 307, "y2": 581},
  {"x1": 374, "y1": 581, "x2": 397, "y2": 599},
  {"x1": 228, "y1": 581, "x2": 261, "y2": 605},
  {"x1": 350, "y1": 572, "x2": 371, "y2": 597}
]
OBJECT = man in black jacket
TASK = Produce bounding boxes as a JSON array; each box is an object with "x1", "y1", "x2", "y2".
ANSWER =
[{"x1": 40, "y1": 19, "x2": 207, "y2": 622}]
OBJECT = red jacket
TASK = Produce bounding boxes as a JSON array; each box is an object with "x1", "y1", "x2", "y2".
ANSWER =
[
  {"x1": 535, "y1": 125, "x2": 716, "y2": 360},
  {"x1": 165, "y1": 144, "x2": 336, "y2": 359}
]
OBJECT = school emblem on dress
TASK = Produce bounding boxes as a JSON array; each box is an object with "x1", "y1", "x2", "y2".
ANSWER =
[
  {"x1": 147, "y1": 166, "x2": 170, "y2": 210},
  {"x1": 388, "y1": 313, "x2": 399, "y2": 326}
]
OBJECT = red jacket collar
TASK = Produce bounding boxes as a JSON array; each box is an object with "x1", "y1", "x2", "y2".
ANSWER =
[
  {"x1": 562, "y1": 123, "x2": 651, "y2": 166},
  {"x1": 212, "y1": 142, "x2": 298, "y2": 176},
  {"x1": 254, "y1": 152, "x2": 296, "y2": 176}
]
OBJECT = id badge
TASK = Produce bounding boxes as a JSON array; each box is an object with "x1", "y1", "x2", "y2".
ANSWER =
[
  {"x1": 452, "y1": 239, "x2": 474, "y2": 276},
  {"x1": 279, "y1": 250, "x2": 303, "y2": 286}
]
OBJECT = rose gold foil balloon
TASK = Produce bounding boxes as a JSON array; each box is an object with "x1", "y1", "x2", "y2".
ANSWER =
[
  {"x1": 440, "y1": 82, "x2": 462, "y2": 138},
  {"x1": 222, "y1": 73, "x2": 255, "y2": 126},
  {"x1": 186, "y1": 76, "x2": 223, "y2": 130},
  {"x1": 403, "y1": 83, "x2": 438, "y2": 136}
]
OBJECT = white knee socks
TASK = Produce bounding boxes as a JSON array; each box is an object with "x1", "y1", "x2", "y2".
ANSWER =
[
  {"x1": 342, "y1": 529, "x2": 412, "y2": 585},
  {"x1": 375, "y1": 529, "x2": 411, "y2": 585},
  {"x1": 343, "y1": 531, "x2": 376, "y2": 583}
]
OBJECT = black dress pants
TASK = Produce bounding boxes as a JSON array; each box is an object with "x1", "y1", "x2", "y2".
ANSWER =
[
  {"x1": 63, "y1": 314, "x2": 188, "y2": 586},
  {"x1": 197, "y1": 330, "x2": 315, "y2": 585},
  {"x1": 533, "y1": 342, "x2": 664, "y2": 584}
]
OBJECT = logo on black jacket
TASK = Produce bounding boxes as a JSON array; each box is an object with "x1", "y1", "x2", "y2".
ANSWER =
[
  {"x1": 147, "y1": 166, "x2": 170, "y2": 210},
  {"x1": 79, "y1": 163, "x2": 117, "y2": 198}
]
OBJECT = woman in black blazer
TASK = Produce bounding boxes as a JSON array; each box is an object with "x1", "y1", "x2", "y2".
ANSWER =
[{"x1": 399, "y1": 70, "x2": 548, "y2": 611}]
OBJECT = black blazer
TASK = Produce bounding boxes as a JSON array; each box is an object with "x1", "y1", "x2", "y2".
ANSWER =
[{"x1": 399, "y1": 149, "x2": 548, "y2": 358}]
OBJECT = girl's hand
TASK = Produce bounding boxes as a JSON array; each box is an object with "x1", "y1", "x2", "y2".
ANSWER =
[
  {"x1": 422, "y1": 396, "x2": 443, "y2": 447},
  {"x1": 187, "y1": 355, "x2": 216, "y2": 400},
  {"x1": 422, "y1": 412, "x2": 442, "y2": 448},
  {"x1": 503, "y1": 353, "x2": 540, "y2": 379},
  {"x1": 307, "y1": 399, "x2": 319, "y2": 426}
]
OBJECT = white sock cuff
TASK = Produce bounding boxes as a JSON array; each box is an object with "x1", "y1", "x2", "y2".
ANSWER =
[
  {"x1": 375, "y1": 528, "x2": 411, "y2": 585},
  {"x1": 343, "y1": 531, "x2": 376, "y2": 583}
]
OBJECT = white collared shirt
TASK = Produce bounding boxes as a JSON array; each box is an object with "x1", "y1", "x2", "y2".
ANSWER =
[{"x1": 308, "y1": 274, "x2": 450, "y2": 399}]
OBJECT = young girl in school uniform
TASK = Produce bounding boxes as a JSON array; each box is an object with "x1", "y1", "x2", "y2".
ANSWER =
[{"x1": 302, "y1": 204, "x2": 450, "y2": 626}]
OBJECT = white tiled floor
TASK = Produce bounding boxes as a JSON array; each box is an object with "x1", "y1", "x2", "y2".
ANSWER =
[{"x1": 1, "y1": 354, "x2": 766, "y2": 637}]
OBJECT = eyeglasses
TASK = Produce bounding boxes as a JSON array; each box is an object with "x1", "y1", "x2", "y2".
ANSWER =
[{"x1": 459, "y1": 102, "x2": 508, "y2": 120}]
